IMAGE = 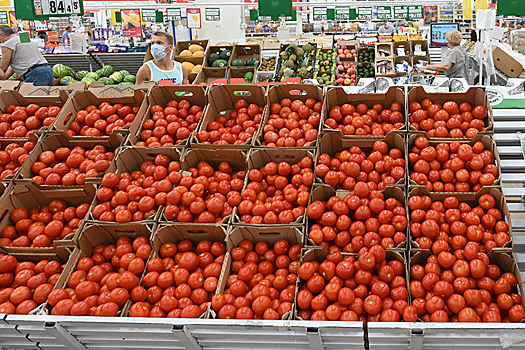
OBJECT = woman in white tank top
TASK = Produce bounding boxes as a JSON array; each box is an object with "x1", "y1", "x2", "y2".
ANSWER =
[{"x1": 136, "y1": 32, "x2": 188, "y2": 85}]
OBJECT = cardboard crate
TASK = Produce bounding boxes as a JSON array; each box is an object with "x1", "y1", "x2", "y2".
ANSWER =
[
  {"x1": 375, "y1": 58, "x2": 395, "y2": 76},
  {"x1": 191, "y1": 84, "x2": 266, "y2": 150},
  {"x1": 322, "y1": 86, "x2": 407, "y2": 138},
  {"x1": 307, "y1": 185, "x2": 408, "y2": 249},
  {"x1": 408, "y1": 187, "x2": 513, "y2": 251},
  {"x1": 204, "y1": 45, "x2": 234, "y2": 68},
  {"x1": 407, "y1": 86, "x2": 494, "y2": 137},
  {"x1": 336, "y1": 40, "x2": 359, "y2": 61},
  {"x1": 492, "y1": 45, "x2": 524, "y2": 78},
  {"x1": 375, "y1": 42, "x2": 393, "y2": 59},
  {"x1": 227, "y1": 67, "x2": 256, "y2": 83},
  {"x1": 407, "y1": 134, "x2": 501, "y2": 192},
  {"x1": 394, "y1": 56, "x2": 412, "y2": 76},
  {"x1": 393, "y1": 41, "x2": 412, "y2": 56},
  {"x1": 0, "y1": 80, "x2": 21, "y2": 92},
  {"x1": 229, "y1": 44, "x2": 261, "y2": 68},
  {"x1": 51, "y1": 89, "x2": 148, "y2": 141},
  {"x1": 0, "y1": 182, "x2": 96, "y2": 253},
  {"x1": 87, "y1": 81, "x2": 156, "y2": 95},
  {"x1": 16, "y1": 132, "x2": 122, "y2": 188},
  {"x1": 17, "y1": 82, "x2": 86, "y2": 96},
  {"x1": 411, "y1": 40, "x2": 429, "y2": 56},
  {"x1": 172, "y1": 39, "x2": 209, "y2": 64},
  {"x1": 192, "y1": 67, "x2": 228, "y2": 85},
  {"x1": 126, "y1": 85, "x2": 206, "y2": 147},
  {"x1": 411, "y1": 55, "x2": 431, "y2": 68},
  {"x1": 0, "y1": 138, "x2": 41, "y2": 182},
  {"x1": 256, "y1": 84, "x2": 324, "y2": 148},
  {"x1": 317, "y1": 132, "x2": 407, "y2": 189}
]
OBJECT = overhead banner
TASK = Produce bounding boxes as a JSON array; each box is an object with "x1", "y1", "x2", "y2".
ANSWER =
[
  {"x1": 335, "y1": 7, "x2": 350, "y2": 21},
  {"x1": 313, "y1": 7, "x2": 327, "y2": 21},
  {"x1": 357, "y1": 6, "x2": 372, "y2": 20},
  {"x1": 393, "y1": 6, "x2": 408, "y2": 19},
  {"x1": 186, "y1": 8, "x2": 201, "y2": 29},
  {"x1": 408, "y1": 5, "x2": 423, "y2": 20},
  {"x1": 121, "y1": 9, "x2": 142, "y2": 37},
  {"x1": 377, "y1": 6, "x2": 392, "y2": 20},
  {"x1": 166, "y1": 8, "x2": 181, "y2": 21},
  {"x1": 463, "y1": 0, "x2": 472, "y2": 20}
]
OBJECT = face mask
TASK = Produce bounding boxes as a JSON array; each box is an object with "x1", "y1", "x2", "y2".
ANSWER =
[{"x1": 151, "y1": 43, "x2": 168, "y2": 60}]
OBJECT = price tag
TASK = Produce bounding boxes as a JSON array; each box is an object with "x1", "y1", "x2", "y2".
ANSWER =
[
  {"x1": 335, "y1": 7, "x2": 350, "y2": 21},
  {"x1": 36, "y1": 0, "x2": 82, "y2": 16},
  {"x1": 141, "y1": 9, "x2": 156, "y2": 23},
  {"x1": 377, "y1": 6, "x2": 392, "y2": 20},
  {"x1": 205, "y1": 8, "x2": 220, "y2": 21},
  {"x1": 313, "y1": 7, "x2": 327, "y2": 21},
  {"x1": 357, "y1": 7, "x2": 372, "y2": 20},
  {"x1": 166, "y1": 8, "x2": 181, "y2": 21},
  {"x1": 0, "y1": 11, "x2": 8, "y2": 25}
]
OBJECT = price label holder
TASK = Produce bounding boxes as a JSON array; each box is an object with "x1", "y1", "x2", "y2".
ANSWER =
[{"x1": 15, "y1": 0, "x2": 83, "y2": 20}]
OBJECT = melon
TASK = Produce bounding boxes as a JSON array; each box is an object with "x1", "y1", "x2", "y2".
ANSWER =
[
  {"x1": 182, "y1": 62, "x2": 195, "y2": 72},
  {"x1": 191, "y1": 65, "x2": 202, "y2": 73},
  {"x1": 180, "y1": 50, "x2": 193, "y2": 57},
  {"x1": 189, "y1": 44, "x2": 204, "y2": 53},
  {"x1": 192, "y1": 51, "x2": 205, "y2": 56}
]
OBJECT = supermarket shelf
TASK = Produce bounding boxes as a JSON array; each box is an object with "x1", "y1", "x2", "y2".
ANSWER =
[
  {"x1": 92, "y1": 53, "x2": 146, "y2": 75},
  {"x1": 44, "y1": 54, "x2": 102, "y2": 73}
]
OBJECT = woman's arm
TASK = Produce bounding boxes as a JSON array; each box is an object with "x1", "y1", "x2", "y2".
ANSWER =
[{"x1": 419, "y1": 61, "x2": 452, "y2": 72}]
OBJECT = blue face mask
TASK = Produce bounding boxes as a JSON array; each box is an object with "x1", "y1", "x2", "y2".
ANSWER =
[{"x1": 151, "y1": 43, "x2": 168, "y2": 60}]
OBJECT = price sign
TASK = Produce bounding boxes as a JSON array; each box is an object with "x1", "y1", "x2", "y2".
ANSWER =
[
  {"x1": 186, "y1": 8, "x2": 201, "y2": 29},
  {"x1": 166, "y1": 8, "x2": 181, "y2": 21},
  {"x1": 408, "y1": 5, "x2": 423, "y2": 19},
  {"x1": 205, "y1": 8, "x2": 220, "y2": 21},
  {"x1": 141, "y1": 9, "x2": 155, "y2": 23},
  {"x1": 335, "y1": 7, "x2": 350, "y2": 21},
  {"x1": 357, "y1": 7, "x2": 372, "y2": 20},
  {"x1": 393, "y1": 6, "x2": 408, "y2": 19},
  {"x1": 34, "y1": 0, "x2": 82, "y2": 16},
  {"x1": 377, "y1": 6, "x2": 392, "y2": 20},
  {"x1": 313, "y1": 7, "x2": 327, "y2": 21},
  {"x1": 0, "y1": 11, "x2": 8, "y2": 25},
  {"x1": 32, "y1": 20, "x2": 48, "y2": 30}
]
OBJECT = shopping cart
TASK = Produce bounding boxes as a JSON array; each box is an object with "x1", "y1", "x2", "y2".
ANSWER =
[{"x1": 406, "y1": 68, "x2": 439, "y2": 85}]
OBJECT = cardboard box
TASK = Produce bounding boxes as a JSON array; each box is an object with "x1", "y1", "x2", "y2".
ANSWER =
[
  {"x1": 173, "y1": 39, "x2": 209, "y2": 64},
  {"x1": 486, "y1": 79, "x2": 525, "y2": 109},
  {"x1": 407, "y1": 86, "x2": 494, "y2": 136},
  {"x1": 394, "y1": 56, "x2": 412, "y2": 76},
  {"x1": 51, "y1": 89, "x2": 148, "y2": 141},
  {"x1": 256, "y1": 84, "x2": 324, "y2": 148},
  {"x1": 126, "y1": 85, "x2": 206, "y2": 147},
  {"x1": 492, "y1": 45, "x2": 524, "y2": 78},
  {"x1": 408, "y1": 187, "x2": 513, "y2": 250},
  {"x1": 0, "y1": 182, "x2": 96, "y2": 253},
  {"x1": 87, "y1": 81, "x2": 156, "y2": 95},
  {"x1": 262, "y1": 40, "x2": 282, "y2": 50},
  {"x1": 193, "y1": 67, "x2": 228, "y2": 85},
  {"x1": 204, "y1": 45, "x2": 234, "y2": 68},
  {"x1": 16, "y1": 133, "x2": 122, "y2": 188},
  {"x1": 375, "y1": 58, "x2": 395, "y2": 76},
  {"x1": 411, "y1": 55, "x2": 431, "y2": 68},
  {"x1": 227, "y1": 67, "x2": 256, "y2": 83},
  {"x1": 307, "y1": 185, "x2": 408, "y2": 249},
  {"x1": 317, "y1": 132, "x2": 407, "y2": 188},
  {"x1": 229, "y1": 44, "x2": 261, "y2": 68},
  {"x1": 191, "y1": 84, "x2": 265, "y2": 150},
  {"x1": 375, "y1": 42, "x2": 393, "y2": 58},
  {"x1": 411, "y1": 40, "x2": 429, "y2": 56},
  {"x1": 322, "y1": 86, "x2": 407, "y2": 138},
  {"x1": 393, "y1": 41, "x2": 411, "y2": 56},
  {"x1": 0, "y1": 138, "x2": 41, "y2": 182},
  {"x1": 17, "y1": 82, "x2": 86, "y2": 96},
  {"x1": 0, "y1": 80, "x2": 21, "y2": 92}
]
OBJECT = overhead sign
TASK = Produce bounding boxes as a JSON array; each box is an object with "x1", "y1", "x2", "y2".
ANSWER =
[
  {"x1": 259, "y1": 0, "x2": 292, "y2": 17},
  {"x1": 313, "y1": 7, "x2": 327, "y2": 21},
  {"x1": 32, "y1": 20, "x2": 48, "y2": 30},
  {"x1": 335, "y1": 7, "x2": 350, "y2": 21},
  {"x1": 141, "y1": 9, "x2": 155, "y2": 23},
  {"x1": 377, "y1": 6, "x2": 392, "y2": 20},
  {"x1": 357, "y1": 7, "x2": 372, "y2": 20},
  {"x1": 186, "y1": 7, "x2": 201, "y2": 29},
  {"x1": 32, "y1": 0, "x2": 82, "y2": 16},
  {"x1": 166, "y1": 8, "x2": 181, "y2": 21},
  {"x1": 121, "y1": 9, "x2": 142, "y2": 37},
  {"x1": 408, "y1": 5, "x2": 423, "y2": 19},
  {"x1": 0, "y1": 11, "x2": 8, "y2": 25},
  {"x1": 205, "y1": 8, "x2": 220, "y2": 21},
  {"x1": 393, "y1": 6, "x2": 408, "y2": 19}
]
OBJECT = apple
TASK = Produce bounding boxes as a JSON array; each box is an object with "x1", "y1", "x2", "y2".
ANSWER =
[
  {"x1": 337, "y1": 78, "x2": 344, "y2": 85},
  {"x1": 344, "y1": 78, "x2": 351, "y2": 85}
]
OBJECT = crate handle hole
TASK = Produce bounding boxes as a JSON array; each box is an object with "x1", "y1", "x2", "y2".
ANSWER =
[
  {"x1": 289, "y1": 89, "x2": 307, "y2": 95},
  {"x1": 234, "y1": 91, "x2": 252, "y2": 96},
  {"x1": 174, "y1": 92, "x2": 194, "y2": 97}
]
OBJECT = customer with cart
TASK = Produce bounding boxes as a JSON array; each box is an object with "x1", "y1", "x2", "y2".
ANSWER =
[{"x1": 0, "y1": 25, "x2": 54, "y2": 86}]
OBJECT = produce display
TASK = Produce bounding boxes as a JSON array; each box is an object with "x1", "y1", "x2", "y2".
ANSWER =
[
  {"x1": 30, "y1": 145, "x2": 115, "y2": 186},
  {"x1": 212, "y1": 239, "x2": 301, "y2": 319},
  {"x1": 231, "y1": 57, "x2": 259, "y2": 68},
  {"x1": 163, "y1": 160, "x2": 245, "y2": 223},
  {"x1": 316, "y1": 141, "x2": 405, "y2": 190},
  {"x1": 261, "y1": 98, "x2": 322, "y2": 147},
  {"x1": 0, "y1": 200, "x2": 89, "y2": 248},
  {"x1": 196, "y1": 99, "x2": 263, "y2": 145},
  {"x1": 358, "y1": 47, "x2": 375, "y2": 63},
  {"x1": 66, "y1": 103, "x2": 139, "y2": 137},
  {"x1": 258, "y1": 57, "x2": 277, "y2": 72},
  {"x1": 208, "y1": 49, "x2": 231, "y2": 68},
  {"x1": 238, "y1": 156, "x2": 313, "y2": 224},
  {"x1": 324, "y1": 102, "x2": 405, "y2": 136},
  {"x1": 314, "y1": 49, "x2": 336, "y2": 86},
  {"x1": 0, "y1": 254, "x2": 65, "y2": 314},
  {"x1": 408, "y1": 193, "x2": 511, "y2": 252},
  {"x1": 129, "y1": 238, "x2": 226, "y2": 318},
  {"x1": 277, "y1": 43, "x2": 315, "y2": 81},
  {"x1": 335, "y1": 61, "x2": 358, "y2": 86},
  {"x1": 137, "y1": 100, "x2": 204, "y2": 147},
  {"x1": 409, "y1": 100, "x2": 489, "y2": 138},
  {"x1": 53, "y1": 64, "x2": 137, "y2": 86},
  {"x1": 307, "y1": 186, "x2": 407, "y2": 251},
  {"x1": 296, "y1": 248, "x2": 409, "y2": 322},
  {"x1": 409, "y1": 136, "x2": 498, "y2": 192},
  {"x1": 0, "y1": 141, "x2": 36, "y2": 180},
  {"x1": 337, "y1": 44, "x2": 358, "y2": 60},
  {"x1": 0, "y1": 104, "x2": 61, "y2": 137}
]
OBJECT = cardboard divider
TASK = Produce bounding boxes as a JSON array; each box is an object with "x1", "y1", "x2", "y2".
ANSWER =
[
  {"x1": 307, "y1": 185, "x2": 408, "y2": 249},
  {"x1": 50, "y1": 89, "x2": 148, "y2": 141},
  {"x1": 0, "y1": 182, "x2": 96, "y2": 254},
  {"x1": 408, "y1": 187, "x2": 513, "y2": 251},
  {"x1": 407, "y1": 133, "x2": 502, "y2": 192},
  {"x1": 0, "y1": 81, "x2": 21, "y2": 92},
  {"x1": 125, "y1": 85, "x2": 206, "y2": 147},
  {"x1": 256, "y1": 84, "x2": 324, "y2": 148},
  {"x1": 407, "y1": 86, "x2": 494, "y2": 137},
  {"x1": 204, "y1": 45, "x2": 234, "y2": 68},
  {"x1": 230, "y1": 45, "x2": 261, "y2": 68},
  {"x1": 16, "y1": 132, "x2": 122, "y2": 188},
  {"x1": 191, "y1": 84, "x2": 266, "y2": 150},
  {"x1": 0, "y1": 137, "x2": 41, "y2": 182},
  {"x1": 316, "y1": 132, "x2": 407, "y2": 188},
  {"x1": 322, "y1": 86, "x2": 407, "y2": 138}
]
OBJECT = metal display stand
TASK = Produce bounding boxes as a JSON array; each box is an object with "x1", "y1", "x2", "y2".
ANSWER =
[
  {"x1": 44, "y1": 54, "x2": 101, "y2": 73},
  {"x1": 92, "y1": 53, "x2": 147, "y2": 75}
]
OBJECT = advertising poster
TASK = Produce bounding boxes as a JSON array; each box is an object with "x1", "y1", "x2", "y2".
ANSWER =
[
  {"x1": 424, "y1": 5, "x2": 439, "y2": 25},
  {"x1": 186, "y1": 8, "x2": 201, "y2": 29},
  {"x1": 121, "y1": 9, "x2": 143, "y2": 37}
]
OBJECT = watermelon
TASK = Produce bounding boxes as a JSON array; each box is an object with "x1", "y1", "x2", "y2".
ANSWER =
[
  {"x1": 81, "y1": 77, "x2": 96, "y2": 85},
  {"x1": 75, "y1": 71, "x2": 89, "y2": 80},
  {"x1": 119, "y1": 70, "x2": 130, "y2": 77},
  {"x1": 60, "y1": 76, "x2": 75, "y2": 86},
  {"x1": 65, "y1": 66, "x2": 74, "y2": 77},
  {"x1": 109, "y1": 72, "x2": 123, "y2": 83},
  {"x1": 123, "y1": 75, "x2": 136, "y2": 83},
  {"x1": 95, "y1": 69, "x2": 104, "y2": 77},
  {"x1": 8, "y1": 73, "x2": 18, "y2": 80},
  {"x1": 86, "y1": 72, "x2": 99, "y2": 80},
  {"x1": 52, "y1": 64, "x2": 69, "y2": 78},
  {"x1": 208, "y1": 53, "x2": 220, "y2": 65},
  {"x1": 99, "y1": 77, "x2": 114, "y2": 85},
  {"x1": 100, "y1": 65, "x2": 114, "y2": 77},
  {"x1": 231, "y1": 59, "x2": 245, "y2": 67},
  {"x1": 119, "y1": 82, "x2": 134, "y2": 85},
  {"x1": 212, "y1": 59, "x2": 227, "y2": 68}
]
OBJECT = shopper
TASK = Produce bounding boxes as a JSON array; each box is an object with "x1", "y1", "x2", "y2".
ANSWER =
[
  {"x1": 136, "y1": 31, "x2": 188, "y2": 85},
  {"x1": 0, "y1": 25, "x2": 54, "y2": 86},
  {"x1": 419, "y1": 30, "x2": 469, "y2": 81},
  {"x1": 62, "y1": 26, "x2": 72, "y2": 44},
  {"x1": 378, "y1": 20, "x2": 395, "y2": 35},
  {"x1": 37, "y1": 31, "x2": 48, "y2": 42}
]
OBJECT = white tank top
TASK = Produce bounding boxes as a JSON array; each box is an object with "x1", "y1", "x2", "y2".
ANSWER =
[{"x1": 145, "y1": 60, "x2": 184, "y2": 84}]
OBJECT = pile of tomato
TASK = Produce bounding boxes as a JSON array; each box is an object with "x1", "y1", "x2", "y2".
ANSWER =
[
  {"x1": 163, "y1": 160, "x2": 245, "y2": 223},
  {"x1": 93, "y1": 154, "x2": 180, "y2": 223},
  {"x1": 307, "y1": 183, "x2": 407, "y2": 251},
  {"x1": 409, "y1": 252, "x2": 525, "y2": 322},
  {"x1": 30, "y1": 145, "x2": 115, "y2": 186},
  {"x1": 129, "y1": 239, "x2": 226, "y2": 318},
  {"x1": 409, "y1": 136, "x2": 497, "y2": 192},
  {"x1": 0, "y1": 103, "x2": 61, "y2": 137},
  {"x1": 196, "y1": 99, "x2": 263, "y2": 145},
  {"x1": 316, "y1": 140, "x2": 405, "y2": 190},
  {"x1": 238, "y1": 156, "x2": 313, "y2": 224},
  {"x1": 324, "y1": 102, "x2": 405, "y2": 136},
  {"x1": 297, "y1": 247, "x2": 409, "y2": 322},
  {"x1": 137, "y1": 100, "x2": 203, "y2": 147},
  {"x1": 261, "y1": 98, "x2": 321, "y2": 147},
  {"x1": 212, "y1": 239, "x2": 301, "y2": 320},
  {"x1": 409, "y1": 193, "x2": 510, "y2": 253},
  {"x1": 0, "y1": 141, "x2": 36, "y2": 180},
  {"x1": 0, "y1": 200, "x2": 90, "y2": 248},
  {"x1": 66, "y1": 103, "x2": 139, "y2": 137},
  {"x1": 0, "y1": 254, "x2": 65, "y2": 315},
  {"x1": 409, "y1": 100, "x2": 488, "y2": 138},
  {"x1": 48, "y1": 235, "x2": 151, "y2": 316}
]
